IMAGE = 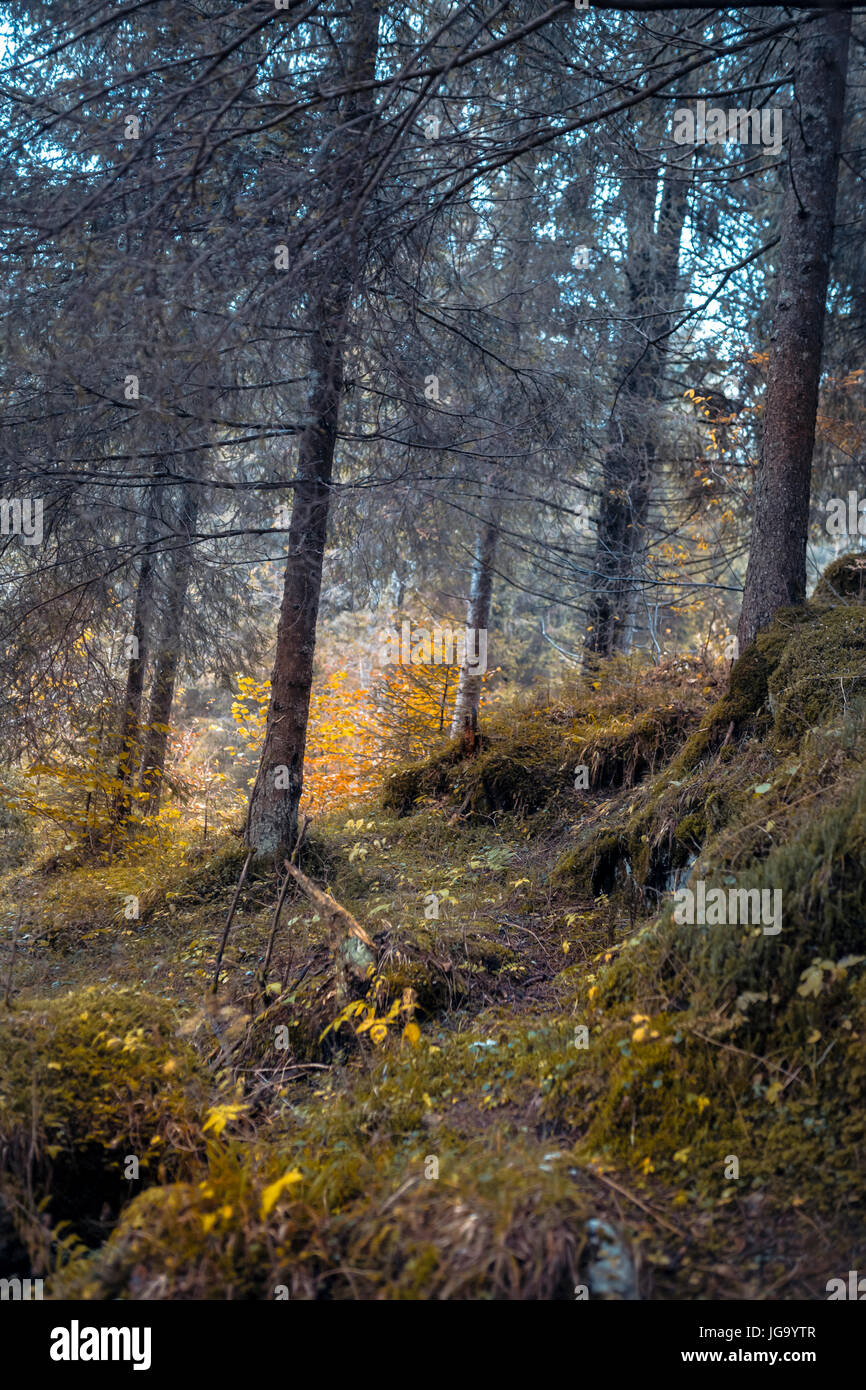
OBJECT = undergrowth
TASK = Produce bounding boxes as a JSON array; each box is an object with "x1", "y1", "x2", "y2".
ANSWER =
[{"x1": 3, "y1": 558, "x2": 866, "y2": 1299}]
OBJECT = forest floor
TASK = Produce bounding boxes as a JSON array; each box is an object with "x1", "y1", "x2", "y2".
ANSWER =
[{"x1": 2, "y1": 567, "x2": 866, "y2": 1299}]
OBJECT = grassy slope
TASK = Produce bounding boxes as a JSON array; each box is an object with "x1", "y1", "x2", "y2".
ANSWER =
[{"x1": 1, "y1": 578, "x2": 865, "y2": 1299}]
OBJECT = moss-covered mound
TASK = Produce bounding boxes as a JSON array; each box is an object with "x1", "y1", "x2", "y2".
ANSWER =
[
  {"x1": 768, "y1": 606, "x2": 866, "y2": 737},
  {"x1": 811, "y1": 550, "x2": 866, "y2": 606},
  {"x1": 236, "y1": 926, "x2": 526, "y2": 1081},
  {"x1": 673, "y1": 559, "x2": 866, "y2": 772},
  {"x1": 556, "y1": 571, "x2": 866, "y2": 901},
  {"x1": 541, "y1": 568, "x2": 866, "y2": 1224},
  {"x1": 382, "y1": 690, "x2": 707, "y2": 821},
  {"x1": 380, "y1": 731, "x2": 565, "y2": 819},
  {"x1": 0, "y1": 987, "x2": 206, "y2": 1251},
  {"x1": 579, "y1": 705, "x2": 698, "y2": 791},
  {"x1": 672, "y1": 611, "x2": 805, "y2": 772},
  {"x1": 50, "y1": 1129, "x2": 596, "y2": 1301}
]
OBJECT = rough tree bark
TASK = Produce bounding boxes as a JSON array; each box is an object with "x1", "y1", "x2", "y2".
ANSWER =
[
  {"x1": 139, "y1": 486, "x2": 198, "y2": 813},
  {"x1": 737, "y1": 8, "x2": 851, "y2": 651},
  {"x1": 584, "y1": 140, "x2": 691, "y2": 659},
  {"x1": 245, "y1": 0, "x2": 380, "y2": 863}
]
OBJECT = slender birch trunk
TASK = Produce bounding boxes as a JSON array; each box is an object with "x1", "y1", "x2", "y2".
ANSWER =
[{"x1": 450, "y1": 510, "x2": 500, "y2": 739}]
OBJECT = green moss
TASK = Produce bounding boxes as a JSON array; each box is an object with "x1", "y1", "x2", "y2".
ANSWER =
[
  {"x1": 0, "y1": 987, "x2": 206, "y2": 1250},
  {"x1": 811, "y1": 550, "x2": 866, "y2": 606},
  {"x1": 680, "y1": 769, "x2": 866, "y2": 1022},
  {"x1": 673, "y1": 615, "x2": 801, "y2": 772},
  {"x1": 19, "y1": 598, "x2": 866, "y2": 1300},
  {"x1": 579, "y1": 705, "x2": 699, "y2": 791},
  {"x1": 380, "y1": 745, "x2": 460, "y2": 816},
  {"x1": 768, "y1": 606, "x2": 866, "y2": 738},
  {"x1": 552, "y1": 829, "x2": 628, "y2": 895}
]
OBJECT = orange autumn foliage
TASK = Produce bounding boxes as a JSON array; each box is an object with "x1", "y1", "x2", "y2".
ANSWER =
[{"x1": 231, "y1": 671, "x2": 384, "y2": 813}]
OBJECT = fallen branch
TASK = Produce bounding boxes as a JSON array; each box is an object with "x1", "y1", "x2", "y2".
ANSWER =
[
  {"x1": 588, "y1": 1168, "x2": 686, "y2": 1240},
  {"x1": 282, "y1": 860, "x2": 375, "y2": 950},
  {"x1": 211, "y1": 849, "x2": 253, "y2": 994},
  {"x1": 258, "y1": 816, "x2": 310, "y2": 998}
]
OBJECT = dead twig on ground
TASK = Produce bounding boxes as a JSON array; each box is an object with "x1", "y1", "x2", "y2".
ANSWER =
[
  {"x1": 258, "y1": 816, "x2": 310, "y2": 1001},
  {"x1": 211, "y1": 849, "x2": 253, "y2": 994}
]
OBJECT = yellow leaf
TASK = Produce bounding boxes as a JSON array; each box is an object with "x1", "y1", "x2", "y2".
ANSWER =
[
  {"x1": 260, "y1": 1170, "x2": 303, "y2": 1219},
  {"x1": 202, "y1": 1102, "x2": 248, "y2": 1138}
]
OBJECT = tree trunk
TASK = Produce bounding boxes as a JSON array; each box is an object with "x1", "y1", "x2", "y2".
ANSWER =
[
  {"x1": 112, "y1": 489, "x2": 161, "y2": 821},
  {"x1": 450, "y1": 510, "x2": 499, "y2": 738},
  {"x1": 585, "y1": 142, "x2": 691, "y2": 659},
  {"x1": 140, "y1": 486, "x2": 198, "y2": 813},
  {"x1": 737, "y1": 9, "x2": 851, "y2": 651},
  {"x1": 245, "y1": 0, "x2": 380, "y2": 863},
  {"x1": 448, "y1": 159, "x2": 537, "y2": 737}
]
